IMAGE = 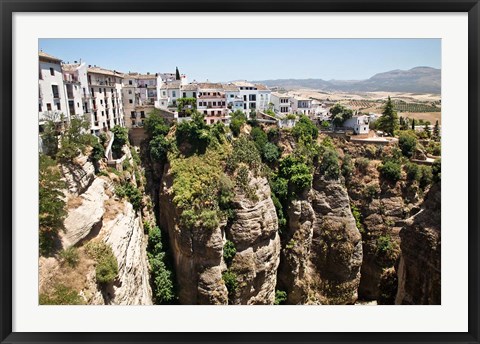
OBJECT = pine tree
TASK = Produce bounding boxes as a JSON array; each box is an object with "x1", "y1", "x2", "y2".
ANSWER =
[
  {"x1": 411, "y1": 118, "x2": 416, "y2": 131},
  {"x1": 175, "y1": 67, "x2": 180, "y2": 80},
  {"x1": 433, "y1": 120, "x2": 440, "y2": 141},
  {"x1": 376, "y1": 96, "x2": 399, "y2": 136}
]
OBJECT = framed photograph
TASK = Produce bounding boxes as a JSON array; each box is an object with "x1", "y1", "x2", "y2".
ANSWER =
[{"x1": 1, "y1": 1, "x2": 479, "y2": 343}]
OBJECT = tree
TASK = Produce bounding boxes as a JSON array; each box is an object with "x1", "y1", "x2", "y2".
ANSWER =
[
  {"x1": 329, "y1": 103, "x2": 353, "y2": 127},
  {"x1": 398, "y1": 132, "x2": 417, "y2": 158},
  {"x1": 433, "y1": 120, "x2": 440, "y2": 141},
  {"x1": 175, "y1": 66, "x2": 180, "y2": 80},
  {"x1": 292, "y1": 115, "x2": 318, "y2": 143},
  {"x1": 424, "y1": 123, "x2": 431, "y2": 138},
  {"x1": 318, "y1": 147, "x2": 340, "y2": 180},
  {"x1": 379, "y1": 160, "x2": 402, "y2": 182},
  {"x1": 229, "y1": 110, "x2": 246, "y2": 137},
  {"x1": 111, "y1": 125, "x2": 129, "y2": 158},
  {"x1": 39, "y1": 154, "x2": 67, "y2": 256},
  {"x1": 263, "y1": 142, "x2": 280, "y2": 163},
  {"x1": 376, "y1": 97, "x2": 399, "y2": 136}
]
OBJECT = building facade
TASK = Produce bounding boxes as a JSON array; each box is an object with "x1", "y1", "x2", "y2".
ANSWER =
[{"x1": 271, "y1": 92, "x2": 291, "y2": 116}]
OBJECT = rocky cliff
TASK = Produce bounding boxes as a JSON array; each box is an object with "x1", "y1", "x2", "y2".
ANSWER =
[
  {"x1": 159, "y1": 165, "x2": 280, "y2": 305},
  {"x1": 396, "y1": 182, "x2": 441, "y2": 304},
  {"x1": 278, "y1": 175, "x2": 363, "y2": 304}
]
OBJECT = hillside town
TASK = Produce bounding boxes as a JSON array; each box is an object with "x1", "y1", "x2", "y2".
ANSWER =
[
  {"x1": 39, "y1": 51, "x2": 400, "y2": 139},
  {"x1": 38, "y1": 48, "x2": 441, "y2": 307}
]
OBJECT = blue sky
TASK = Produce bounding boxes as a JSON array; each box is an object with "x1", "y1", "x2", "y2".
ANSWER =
[{"x1": 39, "y1": 39, "x2": 440, "y2": 82}]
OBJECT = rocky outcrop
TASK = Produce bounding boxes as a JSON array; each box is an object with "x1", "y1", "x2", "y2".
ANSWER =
[
  {"x1": 100, "y1": 201, "x2": 153, "y2": 305},
  {"x1": 61, "y1": 178, "x2": 108, "y2": 248},
  {"x1": 61, "y1": 154, "x2": 95, "y2": 196},
  {"x1": 159, "y1": 164, "x2": 228, "y2": 305},
  {"x1": 228, "y1": 175, "x2": 280, "y2": 305},
  {"x1": 159, "y1": 166, "x2": 280, "y2": 305},
  {"x1": 278, "y1": 176, "x2": 363, "y2": 305},
  {"x1": 396, "y1": 183, "x2": 441, "y2": 305}
]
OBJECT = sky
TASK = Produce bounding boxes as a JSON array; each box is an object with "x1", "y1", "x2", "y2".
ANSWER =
[{"x1": 39, "y1": 39, "x2": 440, "y2": 82}]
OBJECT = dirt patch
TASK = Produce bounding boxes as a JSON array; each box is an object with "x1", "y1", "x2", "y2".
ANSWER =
[
  {"x1": 104, "y1": 198, "x2": 125, "y2": 221},
  {"x1": 67, "y1": 195, "x2": 84, "y2": 209}
]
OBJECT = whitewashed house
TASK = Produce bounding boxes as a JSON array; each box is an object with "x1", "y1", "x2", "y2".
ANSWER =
[
  {"x1": 343, "y1": 115, "x2": 370, "y2": 134},
  {"x1": 271, "y1": 92, "x2": 291, "y2": 116}
]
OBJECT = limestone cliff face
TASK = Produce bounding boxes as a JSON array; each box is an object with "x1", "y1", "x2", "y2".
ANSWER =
[
  {"x1": 159, "y1": 163, "x2": 228, "y2": 305},
  {"x1": 61, "y1": 154, "x2": 96, "y2": 196},
  {"x1": 396, "y1": 183, "x2": 441, "y2": 305},
  {"x1": 159, "y1": 166, "x2": 280, "y2": 305},
  {"x1": 228, "y1": 175, "x2": 280, "y2": 305},
  {"x1": 278, "y1": 176, "x2": 363, "y2": 305},
  {"x1": 99, "y1": 201, "x2": 153, "y2": 305}
]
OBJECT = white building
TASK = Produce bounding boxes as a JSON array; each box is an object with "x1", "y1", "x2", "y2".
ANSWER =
[
  {"x1": 291, "y1": 96, "x2": 313, "y2": 115},
  {"x1": 38, "y1": 52, "x2": 69, "y2": 125},
  {"x1": 197, "y1": 83, "x2": 228, "y2": 124},
  {"x1": 343, "y1": 115, "x2": 370, "y2": 135},
  {"x1": 87, "y1": 66, "x2": 125, "y2": 133},
  {"x1": 271, "y1": 92, "x2": 291, "y2": 116},
  {"x1": 122, "y1": 73, "x2": 159, "y2": 128},
  {"x1": 233, "y1": 81, "x2": 258, "y2": 118},
  {"x1": 255, "y1": 84, "x2": 271, "y2": 111}
]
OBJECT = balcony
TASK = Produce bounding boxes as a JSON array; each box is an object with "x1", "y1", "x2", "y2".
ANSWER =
[
  {"x1": 198, "y1": 94, "x2": 225, "y2": 99},
  {"x1": 89, "y1": 80, "x2": 116, "y2": 87}
]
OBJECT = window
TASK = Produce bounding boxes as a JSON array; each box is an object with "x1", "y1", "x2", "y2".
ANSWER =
[
  {"x1": 100, "y1": 99, "x2": 103, "y2": 105},
  {"x1": 140, "y1": 111, "x2": 145, "y2": 118},
  {"x1": 163, "y1": 91, "x2": 166, "y2": 96},
  {"x1": 183, "y1": 92, "x2": 186, "y2": 98},
  {"x1": 49, "y1": 68, "x2": 54, "y2": 76},
  {"x1": 249, "y1": 95, "x2": 256, "y2": 101},
  {"x1": 51, "y1": 85, "x2": 59, "y2": 98},
  {"x1": 204, "y1": 111, "x2": 207, "y2": 115},
  {"x1": 193, "y1": 92, "x2": 196, "y2": 98},
  {"x1": 230, "y1": 94, "x2": 234, "y2": 98},
  {"x1": 77, "y1": 102, "x2": 80, "y2": 108},
  {"x1": 128, "y1": 90, "x2": 132, "y2": 94},
  {"x1": 129, "y1": 99, "x2": 133, "y2": 104},
  {"x1": 131, "y1": 111, "x2": 136, "y2": 119},
  {"x1": 132, "y1": 119, "x2": 136, "y2": 125},
  {"x1": 47, "y1": 103, "x2": 52, "y2": 111},
  {"x1": 56, "y1": 103, "x2": 61, "y2": 110},
  {"x1": 38, "y1": 103, "x2": 42, "y2": 112},
  {"x1": 102, "y1": 111, "x2": 104, "y2": 116},
  {"x1": 172, "y1": 91, "x2": 176, "y2": 97}
]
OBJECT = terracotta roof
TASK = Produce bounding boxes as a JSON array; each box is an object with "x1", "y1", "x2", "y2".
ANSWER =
[
  {"x1": 163, "y1": 80, "x2": 181, "y2": 89},
  {"x1": 62, "y1": 63, "x2": 81, "y2": 72},
  {"x1": 222, "y1": 84, "x2": 240, "y2": 92},
  {"x1": 271, "y1": 92, "x2": 290, "y2": 98},
  {"x1": 254, "y1": 84, "x2": 270, "y2": 91},
  {"x1": 233, "y1": 81, "x2": 254, "y2": 87},
  {"x1": 197, "y1": 82, "x2": 223, "y2": 90},
  {"x1": 181, "y1": 83, "x2": 198, "y2": 91},
  {"x1": 88, "y1": 66, "x2": 124, "y2": 77},
  {"x1": 39, "y1": 51, "x2": 62, "y2": 62}
]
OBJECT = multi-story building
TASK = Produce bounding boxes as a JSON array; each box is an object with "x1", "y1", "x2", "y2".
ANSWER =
[
  {"x1": 255, "y1": 84, "x2": 271, "y2": 111},
  {"x1": 38, "y1": 52, "x2": 69, "y2": 125},
  {"x1": 122, "y1": 73, "x2": 160, "y2": 128},
  {"x1": 87, "y1": 66, "x2": 125, "y2": 132},
  {"x1": 223, "y1": 83, "x2": 244, "y2": 113},
  {"x1": 233, "y1": 81, "x2": 258, "y2": 117},
  {"x1": 62, "y1": 62, "x2": 93, "y2": 120},
  {"x1": 197, "y1": 83, "x2": 228, "y2": 124},
  {"x1": 180, "y1": 83, "x2": 198, "y2": 99},
  {"x1": 291, "y1": 96, "x2": 313, "y2": 115},
  {"x1": 271, "y1": 92, "x2": 292, "y2": 116}
]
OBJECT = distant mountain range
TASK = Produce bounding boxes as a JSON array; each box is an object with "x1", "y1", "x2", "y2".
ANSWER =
[{"x1": 252, "y1": 67, "x2": 441, "y2": 94}]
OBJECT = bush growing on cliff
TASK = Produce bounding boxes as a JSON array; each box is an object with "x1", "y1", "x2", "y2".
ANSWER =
[
  {"x1": 398, "y1": 132, "x2": 417, "y2": 158},
  {"x1": 432, "y1": 158, "x2": 441, "y2": 182},
  {"x1": 355, "y1": 157, "x2": 370, "y2": 174},
  {"x1": 379, "y1": 161, "x2": 402, "y2": 182},
  {"x1": 115, "y1": 182, "x2": 143, "y2": 211},
  {"x1": 149, "y1": 135, "x2": 170, "y2": 162},
  {"x1": 176, "y1": 112, "x2": 213, "y2": 154},
  {"x1": 341, "y1": 154, "x2": 354, "y2": 179},
  {"x1": 229, "y1": 110, "x2": 246, "y2": 137},
  {"x1": 222, "y1": 270, "x2": 238, "y2": 299},
  {"x1": 59, "y1": 247, "x2": 79, "y2": 268},
  {"x1": 39, "y1": 154, "x2": 67, "y2": 256},
  {"x1": 144, "y1": 109, "x2": 170, "y2": 138},
  {"x1": 111, "y1": 125, "x2": 129, "y2": 158},
  {"x1": 350, "y1": 203, "x2": 364, "y2": 234},
  {"x1": 146, "y1": 223, "x2": 176, "y2": 304},
  {"x1": 223, "y1": 240, "x2": 237, "y2": 265},
  {"x1": 318, "y1": 147, "x2": 340, "y2": 180},
  {"x1": 279, "y1": 155, "x2": 312, "y2": 195},
  {"x1": 39, "y1": 284, "x2": 83, "y2": 305},
  {"x1": 292, "y1": 115, "x2": 318, "y2": 143},
  {"x1": 85, "y1": 241, "x2": 118, "y2": 285},
  {"x1": 263, "y1": 142, "x2": 280, "y2": 163},
  {"x1": 274, "y1": 290, "x2": 287, "y2": 305}
]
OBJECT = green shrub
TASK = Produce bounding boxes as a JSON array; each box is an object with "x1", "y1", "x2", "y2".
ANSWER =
[
  {"x1": 418, "y1": 165, "x2": 433, "y2": 189},
  {"x1": 39, "y1": 284, "x2": 83, "y2": 305},
  {"x1": 144, "y1": 109, "x2": 170, "y2": 138},
  {"x1": 59, "y1": 247, "x2": 79, "y2": 268},
  {"x1": 377, "y1": 235, "x2": 394, "y2": 254},
  {"x1": 267, "y1": 127, "x2": 280, "y2": 142},
  {"x1": 222, "y1": 270, "x2": 238, "y2": 298},
  {"x1": 319, "y1": 147, "x2": 340, "y2": 180},
  {"x1": 230, "y1": 110, "x2": 246, "y2": 137},
  {"x1": 111, "y1": 125, "x2": 129, "y2": 158},
  {"x1": 274, "y1": 290, "x2": 287, "y2": 305},
  {"x1": 85, "y1": 241, "x2": 118, "y2": 285},
  {"x1": 39, "y1": 155, "x2": 67, "y2": 256},
  {"x1": 250, "y1": 126, "x2": 268, "y2": 153},
  {"x1": 263, "y1": 142, "x2": 280, "y2": 163},
  {"x1": 226, "y1": 136, "x2": 262, "y2": 173},
  {"x1": 379, "y1": 161, "x2": 402, "y2": 182},
  {"x1": 115, "y1": 182, "x2": 143, "y2": 211},
  {"x1": 351, "y1": 204, "x2": 364, "y2": 234},
  {"x1": 364, "y1": 183, "x2": 379, "y2": 200},
  {"x1": 398, "y1": 132, "x2": 417, "y2": 158},
  {"x1": 292, "y1": 115, "x2": 318, "y2": 143},
  {"x1": 405, "y1": 162, "x2": 420, "y2": 182},
  {"x1": 223, "y1": 240, "x2": 237, "y2": 265},
  {"x1": 341, "y1": 154, "x2": 354, "y2": 179},
  {"x1": 147, "y1": 225, "x2": 176, "y2": 304}
]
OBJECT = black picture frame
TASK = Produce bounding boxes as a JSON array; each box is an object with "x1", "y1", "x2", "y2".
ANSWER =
[{"x1": 1, "y1": 1, "x2": 479, "y2": 343}]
